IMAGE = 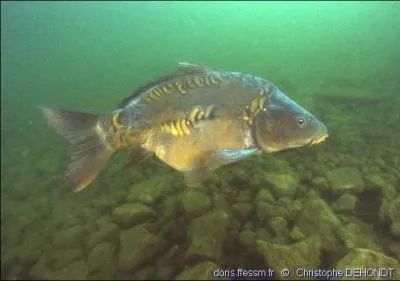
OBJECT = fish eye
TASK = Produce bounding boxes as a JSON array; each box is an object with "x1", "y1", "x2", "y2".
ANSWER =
[{"x1": 296, "y1": 116, "x2": 306, "y2": 127}]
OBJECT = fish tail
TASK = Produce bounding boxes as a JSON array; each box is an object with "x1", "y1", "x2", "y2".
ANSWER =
[{"x1": 40, "y1": 106, "x2": 117, "y2": 192}]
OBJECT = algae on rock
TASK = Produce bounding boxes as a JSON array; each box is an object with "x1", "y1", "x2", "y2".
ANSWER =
[
  {"x1": 111, "y1": 203, "x2": 156, "y2": 228},
  {"x1": 335, "y1": 248, "x2": 400, "y2": 280},
  {"x1": 257, "y1": 236, "x2": 321, "y2": 280},
  {"x1": 175, "y1": 261, "x2": 219, "y2": 280},
  {"x1": 186, "y1": 209, "x2": 230, "y2": 262},
  {"x1": 118, "y1": 224, "x2": 161, "y2": 272}
]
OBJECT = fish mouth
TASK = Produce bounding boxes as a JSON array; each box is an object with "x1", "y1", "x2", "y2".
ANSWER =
[{"x1": 309, "y1": 134, "x2": 328, "y2": 146}]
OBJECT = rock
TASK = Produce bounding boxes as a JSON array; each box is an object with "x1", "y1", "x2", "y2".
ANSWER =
[
  {"x1": 91, "y1": 190, "x2": 126, "y2": 212},
  {"x1": 231, "y1": 202, "x2": 253, "y2": 222},
  {"x1": 333, "y1": 193, "x2": 358, "y2": 211},
  {"x1": 311, "y1": 176, "x2": 329, "y2": 190},
  {"x1": 52, "y1": 225, "x2": 89, "y2": 250},
  {"x1": 326, "y1": 166, "x2": 365, "y2": 193},
  {"x1": 335, "y1": 248, "x2": 400, "y2": 280},
  {"x1": 380, "y1": 195, "x2": 400, "y2": 237},
  {"x1": 85, "y1": 222, "x2": 119, "y2": 250},
  {"x1": 131, "y1": 266, "x2": 156, "y2": 280},
  {"x1": 236, "y1": 190, "x2": 254, "y2": 203},
  {"x1": 256, "y1": 228, "x2": 272, "y2": 241},
  {"x1": 111, "y1": 203, "x2": 156, "y2": 228},
  {"x1": 30, "y1": 255, "x2": 88, "y2": 280},
  {"x1": 154, "y1": 245, "x2": 186, "y2": 280},
  {"x1": 87, "y1": 243, "x2": 117, "y2": 280},
  {"x1": 187, "y1": 209, "x2": 229, "y2": 262},
  {"x1": 295, "y1": 190, "x2": 344, "y2": 256},
  {"x1": 118, "y1": 224, "x2": 160, "y2": 272},
  {"x1": 160, "y1": 195, "x2": 180, "y2": 221},
  {"x1": 255, "y1": 189, "x2": 275, "y2": 203},
  {"x1": 175, "y1": 261, "x2": 218, "y2": 280},
  {"x1": 127, "y1": 175, "x2": 175, "y2": 205},
  {"x1": 341, "y1": 220, "x2": 383, "y2": 252},
  {"x1": 389, "y1": 242, "x2": 400, "y2": 260},
  {"x1": 268, "y1": 217, "x2": 288, "y2": 237},
  {"x1": 262, "y1": 172, "x2": 299, "y2": 199},
  {"x1": 238, "y1": 229, "x2": 257, "y2": 251},
  {"x1": 46, "y1": 249, "x2": 83, "y2": 271},
  {"x1": 256, "y1": 202, "x2": 288, "y2": 223},
  {"x1": 365, "y1": 173, "x2": 397, "y2": 197},
  {"x1": 243, "y1": 221, "x2": 254, "y2": 230},
  {"x1": 181, "y1": 189, "x2": 212, "y2": 218},
  {"x1": 211, "y1": 192, "x2": 230, "y2": 214},
  {"x1": 290, "y1": 226, "x2": 306, "y2": 241},
  {"x1": 95, "y1": 215, "x2": 114, "y2": 228},
  {"x1": 257, "y1": 236, "x2": 321, "y2": 280}
]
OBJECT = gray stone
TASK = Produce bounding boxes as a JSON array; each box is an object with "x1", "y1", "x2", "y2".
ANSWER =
[
  {"x1": 326, "y1": 166, "x2": 365, "y2": 193},
  {"x1": 342, "y1": 220, "x2": 383, "y2": 252},
  {"x1": 268, "y1": 217, "x2": 288, "y2": 237},
  {"x1": 127, "y1": 175, "x2": 175, "y2": 205},
  {"x1": 389, "y1": 242, "x2": 400, "y2": 260},
  {"x1": 257, "y1": 236, "x2": 321, "y2": 279},
  {"x1": 290, "y1": 226, "x2": 306, "y2": 241},
  {"x1": 236, "y1": 189, "x2": 254, "y2": 202},
  {"x1": 295, "y1": 190, "x2": 343, "y2": 255},
  {"x1": 335, "y1": 248, "x2": 400, "y2": 280},
  {"x1": 255, "y1": 188, "x2": 275, "y2": 203},
  {"x1": 333, "y1": 193, "x2": 357, "y2": 211},
  {"x1": 187, "y1": 209, "x2": 229, "y2": 262},
  {"x1": 262, "y1": 172, "x2": 299, "y2": 199},
  {"x1": 256, "y1": 202, "x2": 288, "y2": 222},
  {"x1": 176, "y1": 261, "x2": 218, "y2": 280},
  {"x1": 160, "y1": 195, "x2": 180, "y2": 221},
  {"x1": 30, "y1": 255, "x2": 88, "y2": 280},
  {"x1": 95, "y1": 215, "x2": 114, "y2": 228},
  {"x1": 132, "y1": 266, "x2": 156, "y2": 280},
  {"x1": 211, "y1": 192, "x2": 230, "y2": 214},
  {"x1": 87, "y1": 242, "x2": 117, "y2": 280},
  {"x1": 111, "y1": 203, "x2": 156, "y2": 228},
  {"x1": 181, "y1": 189, "x2": 212, "y2": 218},
  {"x1": 52, "y1": 225, "x2": 89, "y2": 250},
  {"x1": 118, "y1": 224, "x2": 160, "y2": 272},
  {"x1": 231, "y1": 202, "x2": 253, "y2": 222},
  {"x1": 85, "y1": 222, "x2": 119, "y2": 250},
  {"x1": 311, "y1": 176, "x2": 329, "y2": 190},
  {"x1": 365, "y1": 173, "x2": 397, "y2": 197},
  {"x1": 91, "y1": 190, "x2": 126, "y2": 212},
  {"x1": 238, "y1": 229, "x2": 257, "y2": 251},
  {"x1": 380, "y1": 195, "x2": 400, "y2": 237},
  {"x1": 256, "y1": 228, "x2": 272, "y2": 241},
  {"x1": 46, "y1": 249, "x2": 83, "y2": 271}
]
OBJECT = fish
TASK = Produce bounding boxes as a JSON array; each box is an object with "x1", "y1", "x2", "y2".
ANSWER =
[{"x1": 40, "y1": 62, "x2": 328, "y2": 192}]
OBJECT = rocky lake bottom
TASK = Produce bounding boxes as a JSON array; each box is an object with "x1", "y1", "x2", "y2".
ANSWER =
[{"x1": 1, "y1": 76, "x2": 400, "y2": 280}]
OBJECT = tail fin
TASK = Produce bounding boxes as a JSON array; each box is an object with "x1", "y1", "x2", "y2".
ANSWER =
[{"x1": 40, "y1": 106, "x2": 115, "y2": 192}]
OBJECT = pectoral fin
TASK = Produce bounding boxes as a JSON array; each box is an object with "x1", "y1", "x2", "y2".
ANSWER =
[
  {"x1": 214, "y1": 147, "x2": 259, "y2": 164},
  {"x1": 182, "y1": 147, "x2": 259, "y2": 187}
]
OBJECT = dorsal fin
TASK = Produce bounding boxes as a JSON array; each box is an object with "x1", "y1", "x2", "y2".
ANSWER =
[{"x1": 175, "y1": 62, "x2": 220, "y2": 75}]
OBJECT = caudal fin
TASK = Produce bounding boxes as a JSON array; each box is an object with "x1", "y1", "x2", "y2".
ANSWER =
[{"x1": 40, "y1": 106, "x2": 115, "y2": 192}]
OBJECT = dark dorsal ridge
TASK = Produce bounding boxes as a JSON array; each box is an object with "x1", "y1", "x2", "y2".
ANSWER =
[{"x1": 117, "y1": 62, "x2": 218, "y2": 109}]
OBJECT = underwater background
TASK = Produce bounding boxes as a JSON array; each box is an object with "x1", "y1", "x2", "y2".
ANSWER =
[{"x1": 1, "y1": 1, "x2": 400, "y2": 280}]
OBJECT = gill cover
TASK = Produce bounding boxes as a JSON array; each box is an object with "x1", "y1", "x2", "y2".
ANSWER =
[{"x1": 252, "y1": 90, "x2": 327, "y2": 153}]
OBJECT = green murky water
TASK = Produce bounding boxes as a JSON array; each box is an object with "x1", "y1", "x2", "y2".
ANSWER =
[{"x1": 1, "y1": 1, "x2": 400, "y2": 280}]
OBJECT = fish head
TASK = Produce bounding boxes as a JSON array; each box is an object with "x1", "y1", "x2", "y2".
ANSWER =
[{"x1": 253, "y1": 89, "x2": 328, "y2": 153}]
